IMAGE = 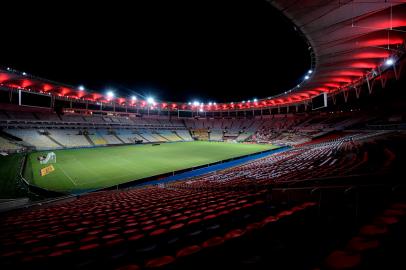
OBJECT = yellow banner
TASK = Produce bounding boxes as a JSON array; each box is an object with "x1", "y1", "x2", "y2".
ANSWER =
[{"x1": 40, "y1": 165, "x2": 55, "y2": 177}]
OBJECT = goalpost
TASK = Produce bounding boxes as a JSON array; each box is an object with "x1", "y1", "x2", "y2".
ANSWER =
[{"x1": 40, "y1": 152, "x2": 57, "y2": 165}]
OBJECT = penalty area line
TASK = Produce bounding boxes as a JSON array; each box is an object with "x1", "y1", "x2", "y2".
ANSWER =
[{"x1": 58, "y1": 165, "x2": 77, "y2": 186}]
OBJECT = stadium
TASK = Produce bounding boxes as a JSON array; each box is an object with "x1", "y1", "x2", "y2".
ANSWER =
[{"x1": 1, "y1": 1, "x2": 406, "y2": 269}]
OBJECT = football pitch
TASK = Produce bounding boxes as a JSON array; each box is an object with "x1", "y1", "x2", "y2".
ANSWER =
[{"x1": 24, "y1": 141, "x2": 278, "y2": 193}]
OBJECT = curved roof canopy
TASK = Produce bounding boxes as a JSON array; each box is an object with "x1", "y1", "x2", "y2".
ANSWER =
[
  {"x1": 1, "y1": 1, "x2": 405, "y2": 111},
  {"x1": 270, "y1": 1, "x2": 406, "y2": 100}
]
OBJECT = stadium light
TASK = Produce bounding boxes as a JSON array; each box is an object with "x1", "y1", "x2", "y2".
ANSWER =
[
  {"x1": 385, "y1": 58, "x2": 394, "y2": 66},
  {"x1": 304, "y1": 75, "x2": 310, "y2": 80},
  {"x1": 147, "y1": 97, "x2": 154, "y2": 104},
  {"x1": 199, "y1": 108, "x2": 204, "y2": 112},
  {"x1": 193, "y1": 101, "x2": 199, "y2": 106},
  {"x1": 242, "y1": 101, "x2": 245, "y2": 103},
  {"x1": 253, "y1": 98, "x2": 258, "y2": 102},
  {"x1": 78, "y1": 85, "x2": 85, "y2": 91},
  {"x1": 22, "y1": 72, "x2": 27, "y2": 76},
  {"x1": 208, "y1": 102, "x2": 213, "y2": 106},
  {"x1": 131, "y1": 96, "x2": 137, "y2": 101},
  {"x1": 308, "y1": 70, "x2": 313, "y2": 74},
  {"x1": 107, "y1": 91, "x2": 114, "y2": 98},
  {"x1": 188, "y1": 102, "x2": 192, "y2": 105},
  {"x1": 213, "y1": 102, "x2": 217, "y2": 105}
]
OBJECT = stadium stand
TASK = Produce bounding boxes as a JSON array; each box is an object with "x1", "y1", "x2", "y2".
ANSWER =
[
  {"x1": 157, "y1": 130, "x2": 183, "y2": 142},
  {"x1": 175, "y1": 130, "x2": 193, "y2": 141},
  {"x1": 4, "y1": 129, "x2": 62, "y2": 150},
  {"x1": 47, "y1": 129, "x2": 91, "y2": 148},
  {"x1": 0, "y1": 129, "x2": 404, "y2": 269},
  {"x1": 0, "y1": 136, "x2": 23, "y2": 153}
]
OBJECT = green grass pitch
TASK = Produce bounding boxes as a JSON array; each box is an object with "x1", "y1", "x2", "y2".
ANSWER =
[{"x1": 24, "y1": 141, "x2": 278, "y2": 193}]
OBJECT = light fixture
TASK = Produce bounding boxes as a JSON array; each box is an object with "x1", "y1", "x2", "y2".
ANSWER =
[
  {"x1": 107, "y1": 91, "x2": 114, "y2": 98},
  {"x1": 385, "y1": 58, "x2": 394, "y2": 66},
  {"x1": 147, "y1": 97, "x2": 155, "y2": 104}
]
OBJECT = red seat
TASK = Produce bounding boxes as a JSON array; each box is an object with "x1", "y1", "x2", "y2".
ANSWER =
[
  {"x1": 224, "y1": 229, "x2": 246, "y2": 241},
  {"x1": 374, "y1": 216, "x2": 399, "y2": 225},
  {"x1": 79, "y1": 243, "x2": 99, "y2": 251},
  {"x1": 187, "y1": 218, "x2": 201, "y2": 226},
  {"x1": 359, "y1": 225, "x2": 388, "y2": 237},
  {"x1": 142, "y1": 225, "x2": 157, "y2": 231},
  {"x1": 346, "y1": 236, "x2": 380, "y2": 252},
  {"x1": 149, "y1": 228, "x2": 168, "y2": 237},
  {"x1": 176, "y1": 245, "x2": 202, "y2": 257},
  {"x1": 324, "y1": 250, "x2": 361, "y2": 270},
  {"x1": 202, "y1": 237, "x2": 224, "y2": 248},
  {"x1": 145, "y1": 255, "x2": 175, "y2": 268},
  {"x1": 261, "y1": 216, "x2": 278, "y2": 226},
  {"x1": 383, "y1": 209, "x2": 406, "y2": 217},
  {"x1": 169, "y1": 223, "x2": 185, "y2": 231},
  {"x1": 128, "y1": 234, "x2": 145, "y2": 242},
  {"x1": 246, "y1": 222, "x2": 263, "y2": 232},
  {"x1": 277, "y1": 210, "x2": 294, "y2": 218},
  {"x1": 115, "y1": 264, "x2": 141, "y2": 270}
]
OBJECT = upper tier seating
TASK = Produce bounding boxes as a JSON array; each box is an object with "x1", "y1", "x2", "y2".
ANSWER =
[
  {"x1": 34, "y1": 113, "x2": 61, "y2": 122},
  {"x1": 60, "y1": 114, "x2": 85, "y2": 123},
  {"x1": 7, "y1": 111, "x2": 37, "y2": 121}
]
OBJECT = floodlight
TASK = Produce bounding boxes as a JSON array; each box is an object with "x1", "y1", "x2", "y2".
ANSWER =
[
  {"x1": 385, "y1": 58, "x2": 394, "y2": 66},
  {"x1": 147, "y1": 97, "x2": 154, "y2": 104},
  {"x1": 107, "y1": 91, "x2": 114, "y2": 98}
]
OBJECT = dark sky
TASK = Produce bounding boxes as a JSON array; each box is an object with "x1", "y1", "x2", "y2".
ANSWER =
[{"x1": 0, "y1": 0, "x2": 310, "y2": 103}]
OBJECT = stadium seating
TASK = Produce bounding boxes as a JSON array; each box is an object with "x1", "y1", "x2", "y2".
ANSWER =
[
  {"x1": 208, "y1": 129, "x2": 223, "y2": 141},
  {"x1": 0, "y1": 110, "x2": 405, "y2": 269},
  {"x1": 0, "y1": 137, "x2": 23, "y2": 153},
  {"x1": 157, "y1": 130, "x2": 183, "y2": 142},
  {"x1": 48, "y1": 129, "x2": 91, "y2": 148},
  {"x1": 4, "y1": 129, "x2": 62, "y2": 150},
  {"x1": 175, "y1": 130, "x2": 193, "y2": 141}
]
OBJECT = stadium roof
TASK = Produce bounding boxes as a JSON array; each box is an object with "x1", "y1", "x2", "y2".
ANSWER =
[
  {"x1": 1, "y1": 1, "x2": 406, "y2": 111},
  {"x1": 270, "y1": 1, "x2": 406, "y2": 100}
]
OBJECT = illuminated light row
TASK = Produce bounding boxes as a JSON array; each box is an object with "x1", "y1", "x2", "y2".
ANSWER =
[{"x1": 1, "y1": 55, "x2": 398, "y2": 110}]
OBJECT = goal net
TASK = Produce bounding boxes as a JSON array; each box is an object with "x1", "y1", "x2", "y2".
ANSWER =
[{"x1": 40, "y1": 152, "x2": 57, "y2": 165}]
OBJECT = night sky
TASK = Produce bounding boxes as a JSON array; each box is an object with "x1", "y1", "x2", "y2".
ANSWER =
[{"x1": 1, "y1": 0, "x2": 310, "y2": 103}]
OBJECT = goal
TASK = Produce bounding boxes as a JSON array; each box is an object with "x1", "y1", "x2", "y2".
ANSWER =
[{"x1": 40, "y1": 152, "x2": 57, "y2": 165}]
